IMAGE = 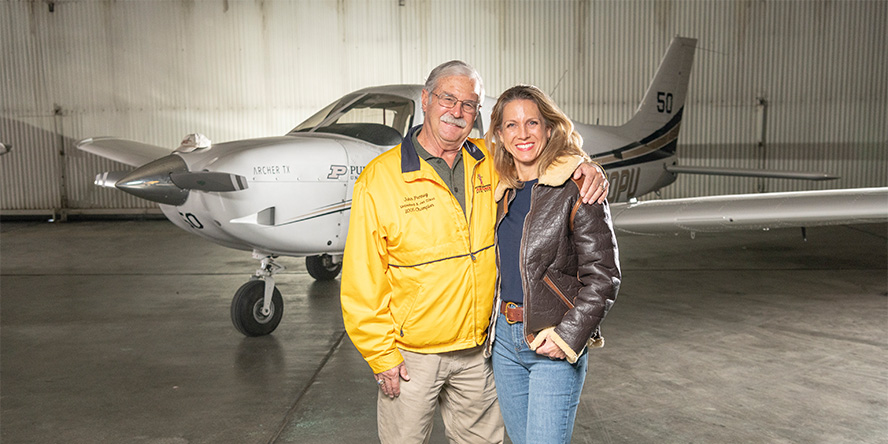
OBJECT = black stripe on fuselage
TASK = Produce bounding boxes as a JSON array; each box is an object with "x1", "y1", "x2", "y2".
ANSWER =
[
  {"x1": 276, "y1": 201, "x2": 352, "y2": 226},
  {"x1": 592, "y1": 107, "x2": 683, "y2": 169},
  {"x1": 600, "y1": 139, "x2": 678, "y2": 169},
  {"x1": 638, "y1": 107, "x2": 683, "y2": 147}
]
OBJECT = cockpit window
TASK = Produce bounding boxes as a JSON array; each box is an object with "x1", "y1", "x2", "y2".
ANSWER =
[
  {"x1": 469, "y1": 114, "x2": 484, "y2": 140},
  {"x1": 290, "y1": 93, "x2": 414, "y2": 146}
]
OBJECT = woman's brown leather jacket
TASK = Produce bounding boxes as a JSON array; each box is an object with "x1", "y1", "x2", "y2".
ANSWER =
[{"x1": 486, "y1": 156, "x2": 621, "y2": 363}]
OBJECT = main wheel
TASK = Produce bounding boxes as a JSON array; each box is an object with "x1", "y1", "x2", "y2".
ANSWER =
[
  {"x1": 231, "y1": 280, "x2": 283, "y2": 336},
  {"x1": 305, "y1": 254, "x2": 342, "y2": 281}
]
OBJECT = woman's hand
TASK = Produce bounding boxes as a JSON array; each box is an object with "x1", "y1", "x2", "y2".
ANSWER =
[{"x1": 535, "y1": 337, "x2": 568, "y2": 360}]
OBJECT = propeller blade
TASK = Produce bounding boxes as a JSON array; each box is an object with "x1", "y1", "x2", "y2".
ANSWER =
[{"x1": 170, "y1": 172, "x2": 248, "y2": 192}]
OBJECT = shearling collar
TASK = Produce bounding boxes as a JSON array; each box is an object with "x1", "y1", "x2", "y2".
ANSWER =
[{"x1": 494, "y1": 154, "x2": 587, "y2": 202}]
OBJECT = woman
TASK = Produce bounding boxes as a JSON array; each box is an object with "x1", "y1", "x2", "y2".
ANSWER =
[{"x1": 484, "y1": 85, "x2": 621, "y2": 444}]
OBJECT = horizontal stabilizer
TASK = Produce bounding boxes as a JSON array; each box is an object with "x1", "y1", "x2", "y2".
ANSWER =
[
  {"x1": 94, "y1": 171, "x2": 130, "y2": 188},
  {"x1": 76, "y1": 137, "x2": 171, "y2": 167},
  {"x1": 170, "y1": 171, "x2": 249, "y2": 192},
  {"x1": 611, "y1": 187, "x2": 888, "y2": 235},
  {"x1": 666, "y1": 165, "x2": 838, "y2": 181}
]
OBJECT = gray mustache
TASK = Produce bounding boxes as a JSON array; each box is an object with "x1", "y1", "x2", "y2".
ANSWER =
[{"x1": 440, "y1": 114, "x2": 467, "y2": 128}]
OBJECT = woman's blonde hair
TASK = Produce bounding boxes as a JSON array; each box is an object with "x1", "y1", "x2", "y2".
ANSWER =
[{"x1": 485, "y1": 85, "x2": 584, "y2": 188}]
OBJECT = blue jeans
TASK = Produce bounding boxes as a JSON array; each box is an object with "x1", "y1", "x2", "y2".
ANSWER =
[{"x1": 491, "y1": 313, "x2": 588, "y2": 444}]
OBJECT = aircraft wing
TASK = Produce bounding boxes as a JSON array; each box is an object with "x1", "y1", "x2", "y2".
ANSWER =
[
  {"x1": 76, "y1": 137, "x2": 171, "y2": 167},
  {"x1": 610, "y1": 187, "x2": 888, "y2": 235}
]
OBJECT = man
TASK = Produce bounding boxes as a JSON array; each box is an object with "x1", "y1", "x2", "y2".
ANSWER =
[{"x1": 340, "y1": 60, "x2": 609, "y2": 443}]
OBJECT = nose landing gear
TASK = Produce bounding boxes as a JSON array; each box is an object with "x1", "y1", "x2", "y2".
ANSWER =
[
  {"x1": 231, "y1": 252, "x2": 284, "y2": 336},
  {"x1": 230, "y1": 252, "x2": 342, "y2": 336}
]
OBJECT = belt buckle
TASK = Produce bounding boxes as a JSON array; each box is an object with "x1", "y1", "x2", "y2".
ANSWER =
[{"x1": 505, "y1": 302, "x2": 519, "y2": 324}]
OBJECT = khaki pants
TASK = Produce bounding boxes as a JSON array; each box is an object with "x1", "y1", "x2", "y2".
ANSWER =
[{"x1": 377, "y1": 347, "x2": 504, "y2": 444}]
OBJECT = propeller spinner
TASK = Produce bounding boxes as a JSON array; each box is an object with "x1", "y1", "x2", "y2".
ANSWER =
[{"x1": 114, "y1": 155, "x2": 247, "y2": 206}]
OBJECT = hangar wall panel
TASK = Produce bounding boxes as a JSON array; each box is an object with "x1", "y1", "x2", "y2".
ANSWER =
[{"x1": 1, "y1": 0, "x2": 885, "y2": 216}]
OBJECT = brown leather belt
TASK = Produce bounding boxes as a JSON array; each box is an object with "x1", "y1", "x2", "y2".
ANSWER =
[{"x1": 500, "y1": 301, "x2": 523, "y2": 324}]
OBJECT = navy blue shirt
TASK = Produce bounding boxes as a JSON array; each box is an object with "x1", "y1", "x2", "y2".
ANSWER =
[{"x1": 497, "y1": 179, "x2": 537, "y2": 304}]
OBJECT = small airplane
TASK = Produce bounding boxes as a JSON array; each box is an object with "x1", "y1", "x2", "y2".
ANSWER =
[{"x1": 77, "y1": 36, "x2": 888, "y2": 337}]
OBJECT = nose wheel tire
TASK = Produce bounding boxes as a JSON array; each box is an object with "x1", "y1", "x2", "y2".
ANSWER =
[
  {"x1": 231, "y1": 280, "x2": 283, "y2": 336},
  {"x1": 305, "y1": 254, "x2": 342, "y2": 281}
]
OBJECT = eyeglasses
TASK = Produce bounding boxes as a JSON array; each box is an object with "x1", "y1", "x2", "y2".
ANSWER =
[{"x1": 431, "y1": 92, "x2": 480, "y2": 114}]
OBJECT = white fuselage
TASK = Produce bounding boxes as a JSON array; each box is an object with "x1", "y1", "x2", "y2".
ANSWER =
[
  {"x1": 157, "y1": 108, "x2": 678, "y2": 257},
  {"x1": 161, "y1": 133, "x2": 385, "y2": 256}
]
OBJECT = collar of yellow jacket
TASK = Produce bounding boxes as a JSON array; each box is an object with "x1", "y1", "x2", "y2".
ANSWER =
[{"x1": 399, "y1": 125, "x2": 486, "y2": 181}]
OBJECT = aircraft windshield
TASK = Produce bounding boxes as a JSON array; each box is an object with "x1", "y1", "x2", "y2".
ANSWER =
[{"x1": 290, "y1": 93, "x2": 414, "y2": 146}]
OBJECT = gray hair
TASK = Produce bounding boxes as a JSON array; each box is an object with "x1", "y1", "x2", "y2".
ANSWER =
[{"x1": 424, "y1": 60, "x2": 485, "y2": 103}]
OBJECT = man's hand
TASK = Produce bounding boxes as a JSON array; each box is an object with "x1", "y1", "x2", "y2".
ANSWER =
[
  {"x1": 574, "y1": 162, "x2": 609, "y2": 204},
  {"x1": 375, "y1": 362, "x2": 410, "y2": 399},
  {"x1": 535, "y1": 338, "x2": 567, "y2": 360}
]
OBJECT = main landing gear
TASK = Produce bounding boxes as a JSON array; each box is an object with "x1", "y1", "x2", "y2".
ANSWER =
[
  {"x1": 305, "y1": 254, "x2": 342, "y2": 281},
  {"x1": 230, "y1": 252, "x2": 343, "y2": 336}
]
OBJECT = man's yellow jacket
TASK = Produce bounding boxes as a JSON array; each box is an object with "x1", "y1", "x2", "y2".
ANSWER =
[{"x1": 341, "y1": 125, "x2": 498, "y2": 374}]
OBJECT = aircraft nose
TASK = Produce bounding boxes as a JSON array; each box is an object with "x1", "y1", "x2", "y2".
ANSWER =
[{"x1": 116, "y1": 155, "x2": 190, "y2": 206}]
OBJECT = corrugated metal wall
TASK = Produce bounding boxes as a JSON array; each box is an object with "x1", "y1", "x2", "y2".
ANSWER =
[{"x1": 2, "y1": 0, "x2": 886, "y2": 216}]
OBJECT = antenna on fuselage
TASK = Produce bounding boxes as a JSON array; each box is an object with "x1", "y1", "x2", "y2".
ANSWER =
[{"x1": 549, "y1": 69, "x2": 569, "y2": 98}]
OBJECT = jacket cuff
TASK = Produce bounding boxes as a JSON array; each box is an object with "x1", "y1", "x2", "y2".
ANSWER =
[
  {"x1": 569, "y1": 154, "x2": 591, "y2": 173},
  {"x1": 588, "y1": 335, "x2": 605, "y2": 349},
  {"x1": 368, "y1": 349, "x2": 405, "y2": 374},
  {"x1": 529, "y1": 327, "x2": 580, "y2": 364}
]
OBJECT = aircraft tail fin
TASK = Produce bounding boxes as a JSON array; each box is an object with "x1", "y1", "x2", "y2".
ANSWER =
[{"x1": 618, "y1": 36, "x2": 697, "y2": 146}]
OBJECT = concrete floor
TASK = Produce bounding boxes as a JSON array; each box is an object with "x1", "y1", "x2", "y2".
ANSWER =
[{"x1": 1, "y1": 219, "x2": 886, "y2": 444}]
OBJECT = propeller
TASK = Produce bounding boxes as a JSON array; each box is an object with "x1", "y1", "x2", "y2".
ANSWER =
[
  {"x1": 114, "y1": 155, "x2": 247, "y2": 206},
  {"x1": 170, "y1": 171, "x2": 249, "y2": 192}
]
